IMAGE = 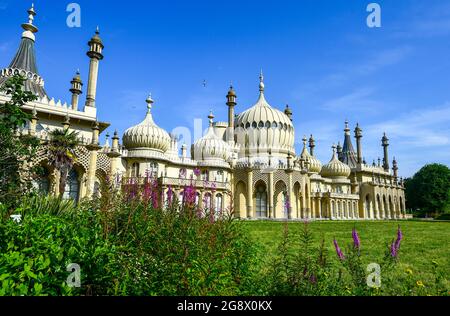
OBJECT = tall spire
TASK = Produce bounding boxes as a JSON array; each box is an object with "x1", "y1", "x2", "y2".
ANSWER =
[
  {"x1": 0, "y1": 4, "x2": 47, "y2": 97},
  {"x1": 340, "y1": 120, "x2": 358, "y2": 168}
]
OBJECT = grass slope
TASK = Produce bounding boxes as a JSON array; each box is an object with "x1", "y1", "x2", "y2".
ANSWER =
[{"x1": 242, "y1": 220, "x2": 449, "y2": 290}]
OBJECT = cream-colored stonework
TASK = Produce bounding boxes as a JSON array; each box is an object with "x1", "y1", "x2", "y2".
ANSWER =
[{"x1": 0, "y1": 6, "x2": 406, "y2": 219}]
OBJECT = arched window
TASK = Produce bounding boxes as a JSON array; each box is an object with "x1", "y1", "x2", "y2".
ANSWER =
[
  {"x1": 147, "y1": 161, "x2": 158, "y2": 178},
  {"x1": 365, "y1": 195, "x2": 371, "y2": 218},
  {"x1": 203, "y1": 192, "x2": 212, "y2": 209},
  {"x1": 179, "y1": 168, "x2": 187, "y2": 179},
  {"x1": 215, "y1": 193, "x2": 223, "y2": 215},
  {"x1": 201, "y1": 170, "x2": 209, "y2": 181},
  {"x1": 33, "y1": 168, "x2": 50, "y2": 194},
  {"x1": 217, "y1": 170, "x2": 224, "y2": 182},
  {"x1": 255, "y1": 185, "x2": 267, "y2": 218},
  {"x1": 131, "y1": 162, "x2": 139, "y2": 178},
  {"x1": 63, "y1": 169, "x2": 80, "y2": 201},
  {"x1": 195, "y1": 192, "x2": 200, "y2": 207}
]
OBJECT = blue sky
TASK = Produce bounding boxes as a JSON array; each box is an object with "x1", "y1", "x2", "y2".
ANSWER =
[{"x1": 1, "y1": 0, "x2": 450, "y2": 177}]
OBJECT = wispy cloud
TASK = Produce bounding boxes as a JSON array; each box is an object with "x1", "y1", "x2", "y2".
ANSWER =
[
  {"x1": 392, "y1": 2, "x2": 450, "y2": 38},
  {"x1": 365, "y1": 102, "x2": 450, "y2": 147},
  {"x1": 321, "y1": 87, "x2": 382, "y2": 114},
  {"x1": 294, "y1": 46, "x2": 411, "y2": 100}
]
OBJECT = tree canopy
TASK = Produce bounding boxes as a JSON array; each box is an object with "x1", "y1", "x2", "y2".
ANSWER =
[{"x1": 405, "y1": 163, "x2": 450, "y2": 217}]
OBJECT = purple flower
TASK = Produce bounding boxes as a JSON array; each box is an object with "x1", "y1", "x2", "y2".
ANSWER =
[
  {"x1": 167, "y1": 185, "x2": 173, "y2": 207},
  {"x1": 309, "y1": 274, "x2": 317, "y2": 285},
  {"x1": 390, "y1": 226, "x2": 403, "y2": 259},
  {"x1": 352, "y1": 228, "x2": 361, "y2": 250},
  {"x1": 193, "y1": 168, "x2": 201, "y2": 177},
  {"x1": 182, "y1": 182, "x2": 197, "y2": 208},
  {"x1": 333, "y1": 239, "x2": 345, "y2": 261},
  {"x1": 390, "y1": 240, "x2": 398, "y2": 258}
]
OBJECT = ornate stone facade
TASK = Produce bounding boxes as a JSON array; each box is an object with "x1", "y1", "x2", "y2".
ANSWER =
[{"x1": 0, "y1": 6, "x2": 406, "y2": 219}]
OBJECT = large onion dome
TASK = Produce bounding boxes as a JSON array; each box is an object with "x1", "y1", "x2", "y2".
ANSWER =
[
  {"x1": 122, "y1": 95, "x2": 171, "y2": 153},
  {"x1": 193, "y1": 111, "x2": 231, "y2": 161},
  {"x1": 299, "y1": 137, "x2": 322, "y2": 173},
  {"x1": 234, "y1": 71, "x2": 295, "y2": 159},
  {"x1": 321, "y1": 145, "x2": 351, "y2": 178}
]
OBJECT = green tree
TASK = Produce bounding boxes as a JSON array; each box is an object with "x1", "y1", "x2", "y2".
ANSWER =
[
  {"x1": 46, "y1": 128, "x2": 79, "y2": 198},
  {"x1": 0, "y1": 75, "x2": 40, "y2": 208},
  {"x1": 405, "y1": 163, "x2": 450, "y2": 217}
]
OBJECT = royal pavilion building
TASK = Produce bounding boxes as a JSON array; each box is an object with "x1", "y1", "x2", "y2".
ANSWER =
[{"x1": 0, "y1": 5, "x2": 406, "y2": 220}]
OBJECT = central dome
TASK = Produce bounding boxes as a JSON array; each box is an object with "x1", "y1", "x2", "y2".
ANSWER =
[
  {"x1": 122, "y1": 95, "x2": 171, "y2": 153},
  {"x1": 234, "y1": 72, "x2": 295, "y2": 158}
]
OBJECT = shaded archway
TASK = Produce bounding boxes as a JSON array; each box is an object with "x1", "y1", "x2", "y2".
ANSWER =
[
  {"x1": 254, "y1": 181, "x2": 267, "y2": 218},
  {"x1": 365, "y1": 194, "x2": 371, "y2": 219},
  {"x1": 293, "y1": 182, "x2": 301, "y2": 218},
  {"x1": 234, "y1": 181, "x2": 247, "y2": 218},
  {"x1": 274, "y1": 180, "x2": 287, "y2": 218}
]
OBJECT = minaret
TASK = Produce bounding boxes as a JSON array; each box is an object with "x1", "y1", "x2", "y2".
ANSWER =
[
  {"x1": 226, "y1": 84, "x2": 236, "y2": 143},
  {"x1": 70, "y1": 70, "x2": 83, "y2": 110},
  {"x1": 392, "y1": 157, "x2": 398, "y2": 181},
  {"x1": 308, "y1": 134, "x2": 315, "y2": 156},
  {"x1": 381, "y1": 132, "x2": 389, "y2": 172},
  {"x1": 284, "y1": 105, "x2": 293, "y2": 121},
  {"x1": 85, "y1": 27, "x2": 104, "y2": 108},
  {"x1": 354, "y1": 123, "x2": 363, "y2": 164}
]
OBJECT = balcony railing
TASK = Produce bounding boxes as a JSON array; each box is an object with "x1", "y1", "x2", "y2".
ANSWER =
[{"x1": 122, "y1": 176, "x2": 229, "y2": 190}]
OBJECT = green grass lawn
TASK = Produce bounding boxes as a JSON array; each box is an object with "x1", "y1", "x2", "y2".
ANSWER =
[{"x1": 241, "y1": 220, "x2": 450, "y2": 290}]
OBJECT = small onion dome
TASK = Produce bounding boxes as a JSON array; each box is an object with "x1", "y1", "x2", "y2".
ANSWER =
[
  {"x1": 299, "y1": 136, "x2": 322, "y2": 173},
  {"x1": 122, "y1": 94, "x2": 171, "y2": 153},
  {"x1": 89, "y1": 26, "x2": 103, "y2": 46},
  {"x1": 321, "y1": 145, "x2": 351, "y2": 178},
  {"x1": 193, "y1": 111, "x2": 231, "y2": 161},
  {"x1": 227, "y1": 85, "x2": 236, "y2": 97}
]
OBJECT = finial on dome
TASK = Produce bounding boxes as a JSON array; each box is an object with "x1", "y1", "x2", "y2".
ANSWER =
[
  {"x1": 96, "y1": 26, "x2": 100, "y2": 34},
  {"x1": 302, "y1": 136, "x2": 307, "y2": 146},
  {"x1": 259, "y1": 69, "x2": 265, "y2": 92},
  {"x1": 22, "y1": 3, "x2": 39, "y2": 39},
  {"x1": 332, "y1": 144, "x2": 337, "y2": 155},
  {"x1": 146, "y1": 93, "x2": 154, "y2": 112},
  {"x1": 208, "y1": 110, "x2": 215, "y2": 126},
  {"x1": 28, "y1": 3, "x2": 36, "y2": 24}
]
